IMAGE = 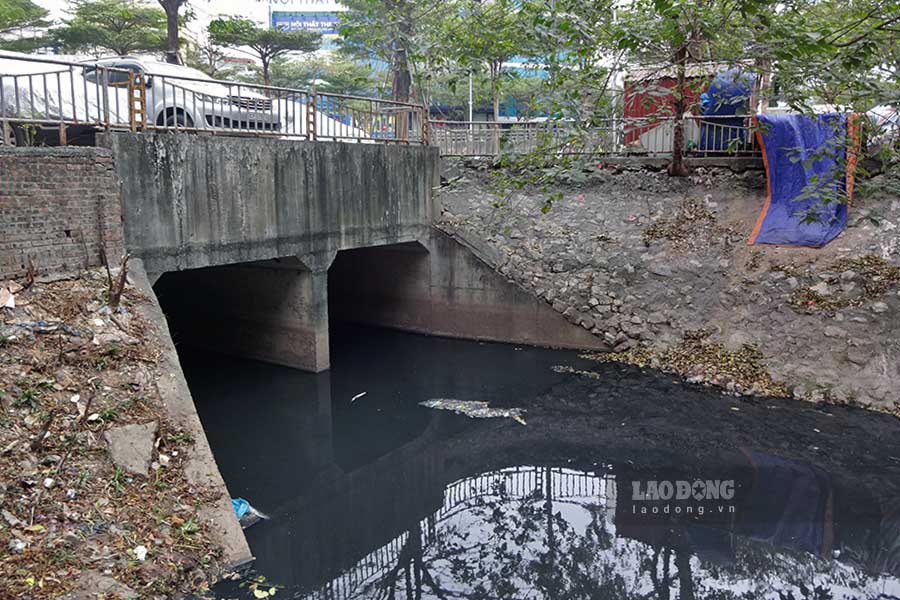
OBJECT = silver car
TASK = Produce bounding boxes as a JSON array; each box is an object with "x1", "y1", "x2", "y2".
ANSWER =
[{"x1": 84, "y1": 57, "x2": 281, "y2": 132}]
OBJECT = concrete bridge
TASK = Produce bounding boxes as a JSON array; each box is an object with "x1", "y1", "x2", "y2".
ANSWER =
[
  {"x1": 0, "y1": 132, "x2": 604, "y2": 372},
  {"x1": 98, "y1": 132, "x2": 604, "y2": 372}
]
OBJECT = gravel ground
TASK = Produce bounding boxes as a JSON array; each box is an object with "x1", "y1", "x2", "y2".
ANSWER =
[{"x1": 439, "y1": 163, "x2": 900, "y2": 414}]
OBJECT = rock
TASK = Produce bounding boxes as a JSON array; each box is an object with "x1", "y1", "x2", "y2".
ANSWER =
[
  {"x1": 92, "y1": 331, "x2": 140, "y2": 346},
  {"x1": 647, "y1": 312, "x2": 667, "y2": 324},
  {"x1": 871, "y1": 301, "x2": 889, "y2": 314},
  {"x1": 648, "y1": 263, "x2": 673, "y2": 277},
  {"x1": 726, "y1": 331, "x2": 752, "y2": 350},
  {"x1": 810, "y1": 282, "x2": 830, "y2": 295},
  {"x1": 58, "y1": 571, "x2": 138, "y2": 600},
  {"x1": 103, "y1": 422, "x2": 158, "y2": 477},
  {"x1": 840, "y1": 270, "x2": 858, "y2": 281},
  {"x1": 846, "y1": 348, "x2": 868, "y2": 365},
  {"x1": 824, "y1": 326, "x2": 847, "y2": 338}
]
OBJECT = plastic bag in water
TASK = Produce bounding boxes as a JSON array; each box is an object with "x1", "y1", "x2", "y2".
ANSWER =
[{"x1": 231, "y1": 498, "x2": 270, "y2": 529}]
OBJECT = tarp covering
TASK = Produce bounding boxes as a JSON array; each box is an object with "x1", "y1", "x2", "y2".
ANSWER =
[
  {"x1": 699, "y1": 69, "x2": 754, "y2": 151},
  {"x1": 749, "y1": 113, "x2": 860, "y2": 247}
]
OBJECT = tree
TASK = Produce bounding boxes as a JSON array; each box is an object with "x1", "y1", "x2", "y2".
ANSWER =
[
  {"x1": 53, "y1": 0, "x2": 167, "y2": 57},
  {"x1": 183, "y1": 37, "x2": 227, "y2": 78},
  {"x1": 340, "y1": 0, "x2": 449, "y2": 103},
  {"x1": 261, "y1": 56, "x2": 379, "y2": 96},
  {"x1": 0, "y1": 0, "x2": 49, "y2": 52},
  {"x1": 157, "y1": 0, "x2": 187, "y2": 64},
  {"x1": 207, "y1": 17, "x2": 320, "y2": 87},
  {"x1": 612, "y1": 0, "x2": 744, "y2": 176},
  {"x1": 445, "y1": 0, "x2": 526, "y2": 122}
]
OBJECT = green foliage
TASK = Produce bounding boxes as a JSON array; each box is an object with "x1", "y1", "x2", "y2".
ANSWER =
[
  {"x1": 234, "y1": 55, "x2": 380, "y2": 96},
  {"x1": 0, "y1": 0, "x2": 50, "y2": 51},
  {"x1": 207, "y1": 17, "x2": 320, "y2": 85},
  {"x1": 442, "y1": 0, "x2": 529, "y2": 119},
  {"x1": 52, "y1": 0, "x2": 167, "y2": 56},
  {"x1": 182, "y1": 39, "x2": 227, "y2": 78},
  {"x1": 340, "y1": 0, "x2": 449, "y2": 102}
]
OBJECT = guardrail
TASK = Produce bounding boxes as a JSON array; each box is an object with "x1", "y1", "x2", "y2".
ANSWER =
[
  {"x1": 430, "y1": 115, "x2": 759, "y2": 158},
  {"x1": 0, "y1": 53, "x2": 427, "y2": 145}
]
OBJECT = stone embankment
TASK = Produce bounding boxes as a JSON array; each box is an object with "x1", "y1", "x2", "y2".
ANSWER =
[{"x1": 439, "y1": 164, "x2": 900, "y2": 413}]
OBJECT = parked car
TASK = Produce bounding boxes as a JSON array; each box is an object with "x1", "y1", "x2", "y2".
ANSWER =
[{"x1": 83, "y1": 57, "x2": 281, "y2": 132}]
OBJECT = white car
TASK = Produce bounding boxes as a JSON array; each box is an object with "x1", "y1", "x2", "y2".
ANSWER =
[{"x1": 84, "y1": 57, "x2": 281, "y2": 132}]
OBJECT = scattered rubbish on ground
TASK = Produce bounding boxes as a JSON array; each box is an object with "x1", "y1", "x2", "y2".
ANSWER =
[
  {"x1": 232, "y1": 498, "x2": 270, "y2": 529},
  {"x1": 419, "y1": 399, "x2": 527, "y2": 425},
  {"x1": 351, "y1": 391, "x2": 367, "y2": 403},
  {"x1": 0, "y1": 267, "x2": 220, "y2": 598}
]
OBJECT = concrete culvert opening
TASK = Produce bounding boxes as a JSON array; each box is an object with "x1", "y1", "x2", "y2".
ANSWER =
[
  {"x1": 152, "y1": 256, "x2": 331, "y2": 373},
  {"x1": 327, "y1": 242, "x2": 431, "y2": 334}
]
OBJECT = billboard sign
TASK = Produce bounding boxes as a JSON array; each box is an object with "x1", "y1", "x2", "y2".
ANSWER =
[{"x1": 271, "y1": 11, "x2": 341, "y2": 35}]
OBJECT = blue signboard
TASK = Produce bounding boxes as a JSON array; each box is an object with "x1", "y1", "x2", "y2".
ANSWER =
[{"x1": 271, "y1": 11, "x2": 340, "y2": 35}]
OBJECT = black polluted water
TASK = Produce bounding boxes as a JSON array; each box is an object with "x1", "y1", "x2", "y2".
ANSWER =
[{"x1": 179, "y1": 324, "x2": 900, "y2": 600}]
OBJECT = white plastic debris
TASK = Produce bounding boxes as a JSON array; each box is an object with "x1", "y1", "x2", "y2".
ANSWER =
[
  {"x1": 0, "y1": 287, "x2": 14, "y2": 309},
  {"x1": 419, "y1": 399, "x2": 527, "y2": 425},
  {"x1": 134, "y1": 545, "x2": 148, "y2": 561}
]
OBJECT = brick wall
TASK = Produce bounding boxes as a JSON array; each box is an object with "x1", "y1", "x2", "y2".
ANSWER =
[{"x1": 0, "y1": 147, "x2": 124, "y2": 279}]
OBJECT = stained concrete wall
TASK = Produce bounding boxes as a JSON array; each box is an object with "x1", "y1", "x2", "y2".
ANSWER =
[
  {"x1": 101, "y1": 133, "x2": 440, "y2": 278},
  {"x1": 329, "y1": 230, "x2": 608, "y2": 352}
]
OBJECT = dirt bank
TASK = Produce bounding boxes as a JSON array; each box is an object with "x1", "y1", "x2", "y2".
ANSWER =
[
  {"x1": 0, "y1": 265, "x2": 249, "y2": 599},
  {"x1": 439, "y1": 164, "x2": 900, "y2": 414}
]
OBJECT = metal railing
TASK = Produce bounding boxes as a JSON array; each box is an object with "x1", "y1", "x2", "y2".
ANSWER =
[
  {"x1": 430, "y1": 115, "x2": 759, "y2": 158},
  {"x1": 0, "y1": 53, "x2": 132, "y2": 144},
  {"x1": 0, "y1": 53, "x2": 427, "y2": 145}
]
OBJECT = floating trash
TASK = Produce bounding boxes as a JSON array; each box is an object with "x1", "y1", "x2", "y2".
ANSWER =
[
  {"x1": 232, "y1": 498, "x2": 270, "y2": 529},
  {"x1": 419, "y1": 399, "x2": 526, "y2": 425}
]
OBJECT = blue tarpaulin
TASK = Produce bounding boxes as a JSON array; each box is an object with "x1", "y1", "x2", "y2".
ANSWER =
[
  {"x1": 749, "y1": 113, "x2": 859, "y2": 247},
  {"x1": 699, "y1": 69, "x2": 754, "y2": 152}
]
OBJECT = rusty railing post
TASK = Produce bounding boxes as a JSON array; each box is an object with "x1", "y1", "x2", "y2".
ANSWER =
[{"x1": 307, "y1": 90, "x2": 317, "y2": 141}]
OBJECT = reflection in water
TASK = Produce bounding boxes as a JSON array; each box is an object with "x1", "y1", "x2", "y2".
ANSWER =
[{"x1": 178, "y1": 326, "x2": 900, "y2": 600}]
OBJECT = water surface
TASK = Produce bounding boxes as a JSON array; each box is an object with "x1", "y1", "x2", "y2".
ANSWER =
[{"x1": 180, "y1": 325, "x2": 900, "y2": 600}]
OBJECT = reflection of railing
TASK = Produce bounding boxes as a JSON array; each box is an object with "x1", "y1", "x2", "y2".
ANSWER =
[
  {"x1": 0, "y1": 53, "x2": 427, "y2": 145},
  {"x1": 429, "y1": 116, "x2": 759, "y2": 158},
  {"x1": 300, "y1": 467, "x2": 609, "y2": 600}
]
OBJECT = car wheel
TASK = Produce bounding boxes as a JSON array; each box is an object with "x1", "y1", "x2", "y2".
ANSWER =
[{"x1": 161, "y1": 111, "x2": 194, "y2": 129}]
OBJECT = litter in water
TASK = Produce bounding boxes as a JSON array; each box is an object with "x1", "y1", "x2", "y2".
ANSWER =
[
  {"x1": 232, "y1": 497, "x2": 270, "y2": 529},
  {"x1": 419, "y1": 399, "x2": 527, "y2": 425}
]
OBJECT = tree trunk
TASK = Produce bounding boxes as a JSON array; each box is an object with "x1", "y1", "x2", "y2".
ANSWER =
[
  {"x1": 669, "y1": 45, "x2": 690, "y2": 177},
  {"x1": 489, "y1": 62, "x2": 502, "y2": 155},
  {"x1": 160, "y1": 0, "x2": 180, "y2": 64},
  {"x1": 262, "y1": 56, "x2": 271, "y2": 87},
  {"x1": 491, "y1": 64, "x2": 500, "y2": 122},
  {"x1": 755, "y1": 57, "x2": 771, "y2": 112}
]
